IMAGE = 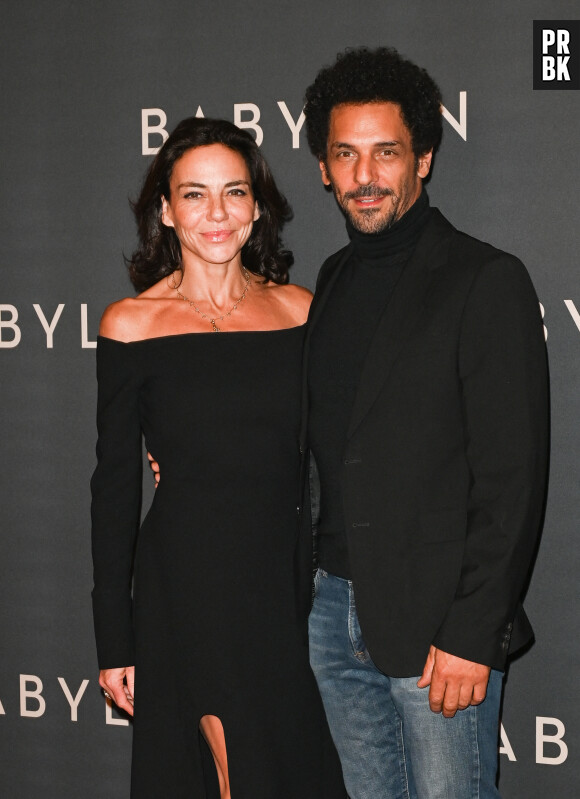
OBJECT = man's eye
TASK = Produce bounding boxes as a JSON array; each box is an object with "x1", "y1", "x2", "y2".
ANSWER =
[
  {"x1": 228, "y1": 189, "x2": 247, "y2": 196},
  {"x1": 184, "y1": 191, "x2": 202, "y2": 199},
  {"x1": 336, "y1": 151, "x2": 353, "y2": 159}
]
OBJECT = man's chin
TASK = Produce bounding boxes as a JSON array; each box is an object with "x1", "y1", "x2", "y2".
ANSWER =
[{"x1": 346, "y1": 208, "x2": 396, "y2": 235}]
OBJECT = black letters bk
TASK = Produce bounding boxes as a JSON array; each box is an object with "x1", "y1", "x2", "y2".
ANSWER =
[{"x1": 534, "y1": 21, "x2": 579, "y2": 89}]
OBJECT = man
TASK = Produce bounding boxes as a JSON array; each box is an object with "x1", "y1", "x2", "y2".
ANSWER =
[{"x1": 300, "y1": 47, "x2": 548, "y2": 799}]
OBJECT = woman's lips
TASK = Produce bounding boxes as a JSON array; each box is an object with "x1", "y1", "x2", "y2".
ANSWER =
[{"x1": 201, "y1": 230, "x2": 232, "y2": 242}]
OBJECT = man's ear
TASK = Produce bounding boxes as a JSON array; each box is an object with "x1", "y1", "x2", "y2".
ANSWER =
[
  {"x1": 319, "y1": 160, "x2": 331, "y2": 186},
  {"x1": 416, "y1": 150, "x2": 433, "y2": 180},
  {"x1": 161, "y1": 196, "x2": 174, "y2": 228}
]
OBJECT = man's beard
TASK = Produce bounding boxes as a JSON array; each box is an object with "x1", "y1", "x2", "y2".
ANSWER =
[{"x1": 334, "y1": 184, "x2": 401, "y2": 234}]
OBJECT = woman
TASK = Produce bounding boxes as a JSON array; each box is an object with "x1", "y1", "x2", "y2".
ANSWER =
[{"x1": 91, "y1": 117, "x2": 345, "y2": 798}]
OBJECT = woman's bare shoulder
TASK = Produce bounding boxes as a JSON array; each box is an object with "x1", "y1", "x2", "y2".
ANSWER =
[
  {"x1": 99, "y1": 277, "x2": 172, "y2": 341},
  {"x1": 99, "y1": 298, "x2": 146, "y2": 342},
  {"x1": 263, "y1": 282, "x2": 313, "y2": 324},
  {"x1": 279, "y1": 282, "x2": 314, "y2": 304}
]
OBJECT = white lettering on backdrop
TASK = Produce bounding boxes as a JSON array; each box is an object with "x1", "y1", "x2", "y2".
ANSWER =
[{"x1": 141, "y1": 93, "x2": 468, "y2": 155}]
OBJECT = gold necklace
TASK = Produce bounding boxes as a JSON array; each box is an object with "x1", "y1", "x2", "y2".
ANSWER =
[{"x1": 170, "y1": 268, "x2": 251, "y2": 332}]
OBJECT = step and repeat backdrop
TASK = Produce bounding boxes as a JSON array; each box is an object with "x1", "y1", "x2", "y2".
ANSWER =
[{"x1": 1, "y1": 1, "x2": 578, "y2": 796}]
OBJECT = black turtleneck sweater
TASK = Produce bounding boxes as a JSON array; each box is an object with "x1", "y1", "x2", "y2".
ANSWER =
[{"x1": 308, "y1": 191, "x2": 431, "y2": 579}]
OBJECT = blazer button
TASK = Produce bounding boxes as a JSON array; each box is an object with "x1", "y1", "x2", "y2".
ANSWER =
[{"x1": 352, "y1": 522, "x2": 370, "y2": 528}]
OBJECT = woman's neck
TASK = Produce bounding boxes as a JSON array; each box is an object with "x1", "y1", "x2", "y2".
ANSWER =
[{"x1": 175, "y1": 257, "x2": 250, "y2": 308}]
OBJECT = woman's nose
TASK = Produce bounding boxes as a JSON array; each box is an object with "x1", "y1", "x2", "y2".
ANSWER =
[{"x1": 207, "y1": 195, "x2": 228, "y2": 222}]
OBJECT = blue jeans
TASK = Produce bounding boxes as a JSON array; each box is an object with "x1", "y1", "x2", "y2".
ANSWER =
[{"x1": 309, "y1": 570, "x2": 502, "y2": 799}]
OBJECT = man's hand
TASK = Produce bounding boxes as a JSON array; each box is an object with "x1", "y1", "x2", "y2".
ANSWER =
[
  {"x1": 147, "y1": 452, "x2": 160, "y2": 486},
  {"x1": 417, "y1": 645, "x2": 490, "y2": 718},
  {"x1": 99, "y1": 666, "x2": 135, "y2": 716}
]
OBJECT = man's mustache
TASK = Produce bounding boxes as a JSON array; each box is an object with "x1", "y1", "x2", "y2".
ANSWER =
[{"x1": 343, "y1": 186, "x2": 394, "y2": 201}]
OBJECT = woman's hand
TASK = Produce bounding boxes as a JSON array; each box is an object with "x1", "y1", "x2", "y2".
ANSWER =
[
  {"x1": 147, "y1": 451, "x2": 160, "y2": 486},
  {"x1": 99, "y1": 666, "x2": 135, "y2": 716}
]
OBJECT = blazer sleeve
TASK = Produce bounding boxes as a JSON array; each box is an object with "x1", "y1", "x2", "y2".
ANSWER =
[
  {"x1": 432, "y1": 252, "x2": 549, "y2": 669},
  {"x1": 90, "y1": 337, "x2": 143, "y2": 669}
]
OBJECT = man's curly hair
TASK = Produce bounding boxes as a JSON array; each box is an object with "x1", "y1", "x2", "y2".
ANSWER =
[{"x1": 304, "y1": 47, "x2": 443, "y2": 162}]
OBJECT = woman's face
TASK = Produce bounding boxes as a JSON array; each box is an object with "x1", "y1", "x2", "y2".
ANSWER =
[{"x1": 161, "y1": 143, "x2": 260, "y2": 269}]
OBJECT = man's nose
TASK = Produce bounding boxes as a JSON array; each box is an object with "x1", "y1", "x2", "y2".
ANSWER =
[{"x1": 354, "y1": 154, "x2": 377, "y2": 185}]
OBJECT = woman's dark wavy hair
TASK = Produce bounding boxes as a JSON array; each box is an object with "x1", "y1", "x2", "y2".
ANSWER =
[
  {"x1": 304, "y1": 47, "x2": 443, "y2": 162},
  {"x1": 128, "y1": 117, "x2": 293, "y2": 291}
]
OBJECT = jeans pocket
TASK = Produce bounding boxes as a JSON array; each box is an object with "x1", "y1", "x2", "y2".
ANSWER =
[
  {"x1": 313, "y1": 567, "x2": 321, "y2": 597},
  {"x1": 313, "y1": 567, "x2": 329, "y2": 597}
]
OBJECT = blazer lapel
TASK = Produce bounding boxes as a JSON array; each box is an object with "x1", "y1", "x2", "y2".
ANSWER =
[
  {"x1": 308, "y1": 245, "x2": 354, "y2": 333},
  {"x1": 346, "y1": 210, "x2": 454, "y2": 440},
  {"x1": 300, "y1": 244, "x2": 353, "y2": 451}
]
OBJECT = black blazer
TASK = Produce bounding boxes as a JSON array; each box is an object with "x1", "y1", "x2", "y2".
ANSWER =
[{"x1": 299, "y1": 209, "x2": 549, "y2": 677}]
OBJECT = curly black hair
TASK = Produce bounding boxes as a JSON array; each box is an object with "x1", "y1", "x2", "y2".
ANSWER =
[
  {"x1": 127, "y1": 117, "x2": 293, "y2": 291},
  {"x1": 304, "y1": 47, "x2": 443, "y2": 162}
]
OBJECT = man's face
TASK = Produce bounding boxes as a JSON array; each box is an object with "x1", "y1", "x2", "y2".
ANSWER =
[{"x1": 320, "y1": 102, "x2": 433, "y2": 234}]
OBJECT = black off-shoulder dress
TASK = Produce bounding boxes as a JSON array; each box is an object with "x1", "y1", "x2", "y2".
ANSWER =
[{"x1": 91, "y1": 327, "x2": 345, "y2": 798}]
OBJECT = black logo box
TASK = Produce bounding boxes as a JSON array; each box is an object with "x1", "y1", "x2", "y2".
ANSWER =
[{"x1": 533, "y1": 20, "x2": 580, "y2": 89}]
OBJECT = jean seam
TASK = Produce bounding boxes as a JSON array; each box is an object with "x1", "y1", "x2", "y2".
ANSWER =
[
  {"x1": 347, "y1": 582, "x2": 367, "y2": 661},
  {"x1": 396, "y1": 712, "x2": 411, "y2": 799},
  {"x1": 472, "y1": 703, "x2": 481, "y2": 799}
]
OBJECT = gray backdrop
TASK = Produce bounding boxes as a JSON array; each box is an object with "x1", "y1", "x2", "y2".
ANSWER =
[{"x1": 1, "y1": 1, "x2": 578, "y2": 796}]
